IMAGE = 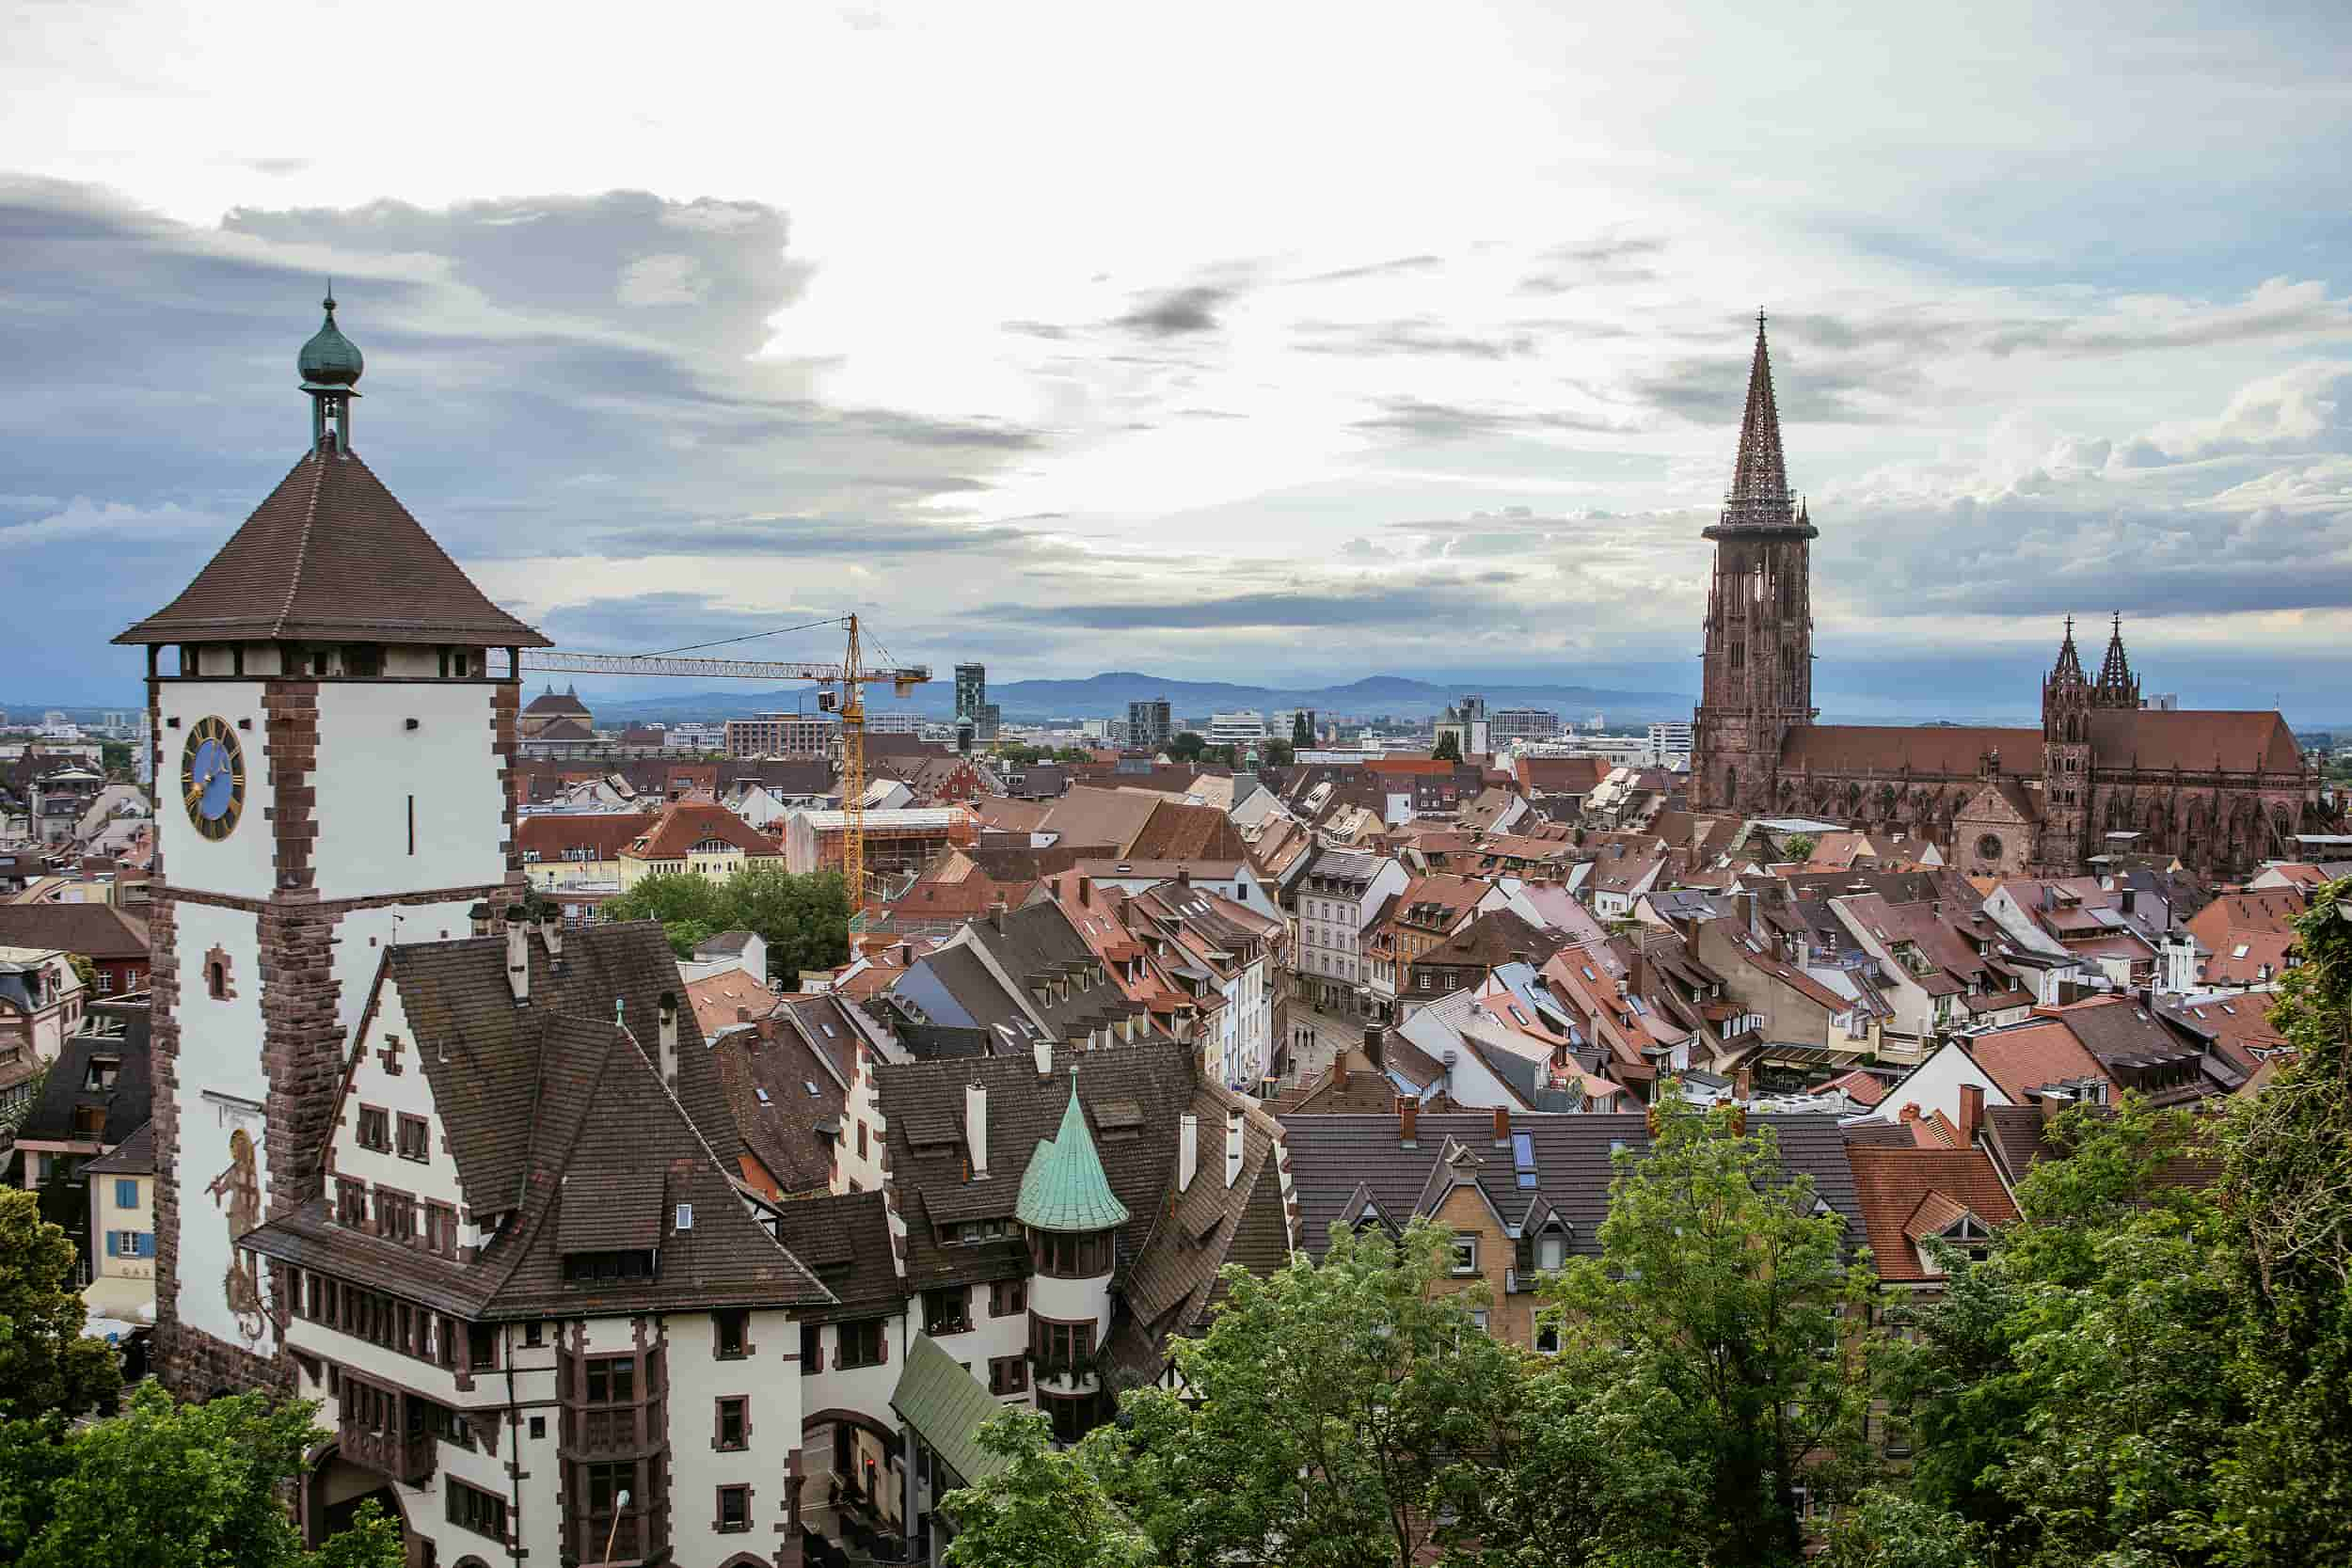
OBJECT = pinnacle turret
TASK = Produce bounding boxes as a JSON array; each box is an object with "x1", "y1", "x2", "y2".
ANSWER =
[
  {"x1": 2050, "y1": 616, "x2": 2087, "y2": 686},
  {"x1": 2094, "y1": 612, "x2": 2139, "y2": 707}
]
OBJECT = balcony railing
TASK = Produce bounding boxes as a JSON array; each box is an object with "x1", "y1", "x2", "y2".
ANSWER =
[{"x1": 338, "y1": 1412, "x2": 436, "y2": 1485}]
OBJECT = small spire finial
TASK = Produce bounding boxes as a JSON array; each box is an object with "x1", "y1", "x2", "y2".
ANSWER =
[
  {"x1": 323, "y1": 277, "x2": 336, "y2": 313},
  {"x1": 1756, "y1": 308, "x2": 1768, "y2": 332}
]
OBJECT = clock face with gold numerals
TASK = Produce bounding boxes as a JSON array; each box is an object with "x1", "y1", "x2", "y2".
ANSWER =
[{"x1": 181, "y1": 716, "x2": 246, "y2": 840}]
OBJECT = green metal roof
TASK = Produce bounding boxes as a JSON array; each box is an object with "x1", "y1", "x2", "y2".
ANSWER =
[
  {"x1": 891, "y1": 1332, "x2": 1013, "y2": 1489},
  {"x1": 1015, "y1": 1070, "x2": 1132, "y2": 1234},
  {"x1": 297, "y1": 294, "x2": 364, "y2": 388}
]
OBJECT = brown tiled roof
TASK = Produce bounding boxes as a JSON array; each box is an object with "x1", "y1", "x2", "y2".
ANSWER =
[
  {"x1": 1844, "y1": 1144, "x2": 2019, "y2": 1282},
  {"x1": 2186, "y1": 888, "x2": 2307, "y2": 947},
  {"x1": 516, "y1": 813, "x2": 649, "y2": 863},
  {"x1": 250, "y1": 1011, "x2": 831, "y2": 1317},
  {"x1": 769, "y1": 1189, "x2": 904, "y2": 1320},
  {"x1": 83, "y1": 1118, "x2": 155, "y2": 1176},
  {"x1": 1124, "y1": 800, "x2": 1248, "y2": 863},
  {"x1": 114, "y1": 449, "x2": 548, "y2": 646},
  {"x1": 687, "y1": 970, "x2": 776, "y2": 1041},
  {"x1": 381, "y1": 923, "x2": 741, "y2": 1216},
  {"x1": 2036, "y1": 995, "x2": 2205, "y2": 1069},
  {"x1": 878, "y1": 1040, "x2": 1196, "y2": 1291},
  {"x1": 708, "y1": 1007, "x2": 846, "y2": 1196},
  {"x1": 1780, "y1": 725, "x2": 2042, "y2": 777},
  {"x1": 625, "y1": 800, "x2": 783, "y2": 861},
  {"x1": 1965, "y1": 1019, "x2": 2110, "y2": 1102},
  {"x1": 2087, "y1": 708, "x2": 2304, "y2": 774},
  {"x1": 1111, "y1": 1081, "x2": 1291, "y2": 1376},
  {"x1": 0, "y1": 902, "x2": 148, "y2": 961}
]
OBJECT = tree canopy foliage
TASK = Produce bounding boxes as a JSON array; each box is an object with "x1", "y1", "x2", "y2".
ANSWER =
[
  {"x1": 1431, "y1": 731, "x2": 1463, "y2": 763},
  {"x1": 601, "y1": 865, "x2": 850, "y2": 979},
  {"x1": 0, "y1": 1384, "x2": 401, "y2": 1568},
  {"x1": 0, "y1": 1187, "x2": 119, "y2": 1421}
]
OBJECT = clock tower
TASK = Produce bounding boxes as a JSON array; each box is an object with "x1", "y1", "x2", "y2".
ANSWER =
[{"x1": 115, "y1": 296, "x2": 551, "y2": 1395}]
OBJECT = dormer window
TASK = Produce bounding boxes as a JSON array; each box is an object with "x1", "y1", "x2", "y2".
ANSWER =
[{"x1": 564, "y1": 1249, "x2": 657, "y2": 1282}]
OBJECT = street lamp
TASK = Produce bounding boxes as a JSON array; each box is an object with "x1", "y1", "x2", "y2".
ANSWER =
[{"x1": 604, "y1": 1489, "x2": 632, "y2": 1564}]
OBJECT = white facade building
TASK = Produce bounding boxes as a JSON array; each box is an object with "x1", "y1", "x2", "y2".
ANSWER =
[
  {"x1": 1206, "y1": 710, "x2": 1269, "y2": 745},
  {"x1": 1292, "y1": 851, "x2": 1408, "y2": 1015}
]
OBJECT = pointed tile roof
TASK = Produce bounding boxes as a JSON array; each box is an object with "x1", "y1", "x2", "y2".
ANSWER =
[
  {"x1": 1016, "y1": 1069, "x2": 1133, "y2": 1233},
  {"x1": 115, "y1": 448, "x2": 548, "y2": 647}
]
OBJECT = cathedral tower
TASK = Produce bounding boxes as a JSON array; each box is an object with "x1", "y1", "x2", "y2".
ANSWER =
[
  {"x1": 114, "y1": 297, "x2": 550, "y2": 1395},
  {"x1": 2040, "y1": 618, "x2": 2094, "y2": 870},
  {"x1": 1692, "y1": 314, "x2": 1816, "y2": 813}
]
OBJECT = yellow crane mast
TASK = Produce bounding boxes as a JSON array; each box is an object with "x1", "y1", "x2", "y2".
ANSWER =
[{"x1": 521, "y1": 613, "x2": 928, "y2": 928}]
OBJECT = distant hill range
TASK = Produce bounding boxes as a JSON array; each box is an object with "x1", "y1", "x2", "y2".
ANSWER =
[{"x1": 585, "y1": 671, "x2": 1700, "y2": 726}]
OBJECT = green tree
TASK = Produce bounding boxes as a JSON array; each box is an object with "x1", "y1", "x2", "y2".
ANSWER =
[
  {"x1": 1879, "y1": 1100, "x2": 2238, "y2": 1568},
  {"x1": 1166, "y1": 732, "x2": 1207, "y2": 763},
  {"x1": 1818, "y1": 1491, "x2": 1989, "y2": 1568},
  {"x1": 1091, "y1": 1220, "x2": 1529, "y2": 1568},
  {"x1": 1293, "y1": 710, "x2": 1314, "y2": 746},
  {"x1": 1551, "y1": 1096, "x2": 1878, "y2": 1567},
  {"x1": 1431, "y1": 731, "x2": 1463, "y2": 763},
  {"x1": 2213, "y1": 876, "x2": 2352, "y2": 1562},
  {"x1": 101, "y1": 740, "x2": 132, "y2": 776},
  {"x1": 939, "y1": 1412, "x2": 1152, "y2": 1568},
  {"x1": 1783, "y1": 833, "x2": 1816, "y2": 863},
  {"x1": 0, "y1": 1188, "x2": 119, "y2": 1421},
  {"x1": 604, "y1": 866, "x2": 851, "y2": 979},
  {"x1": 1262, "y1": 739, "x2": 1295, "y2": 768},
  {"x1": 0, "y1": 1384, "x2": 401, "y2": 1568}
]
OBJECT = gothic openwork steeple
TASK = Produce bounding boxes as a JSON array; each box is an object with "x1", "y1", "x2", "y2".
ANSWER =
[
  {"x1": 2094, "y1": 612, "x2": 2139, "y2": 707},
  {"x1": 2049, "y1": 616, "x2": 2088, "y2": 687},
  {"x1": 1709, "y1": 312, "x2": 1815, "y2": 539}
]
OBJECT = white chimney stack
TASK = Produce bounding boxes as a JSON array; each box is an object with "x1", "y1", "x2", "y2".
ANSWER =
[
  {"x1": 1224, "y1": 1110, "x2": 1244, "y2": 1188},
  {"x1": 1033, "y1": 1034, "x2": 1052, "y2": 1078},
  {"x1": 657, "y1": 992, "x2": 679, "y2": 1089},
  {"x1": 1178, "y1": 1113, "x2": 1200, "y2": 1193},
  {"x1": 965, "y1": 1082, "x2": 990, "y2": 1178},
  {"x1": 540, "y1": 907, "x2": 564, "y2": 961},
  {"x1": 505, "y1": 916, "x2": 529, "y2": 1005}
]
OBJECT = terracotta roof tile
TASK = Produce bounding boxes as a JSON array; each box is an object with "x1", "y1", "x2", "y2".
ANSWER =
[
  {"x1": 1844, "y1": 1143, "x2": 2019, "y2": 1281},
  {"x1": 115, "y1": 449, "x2": 548, "y2": 646}
]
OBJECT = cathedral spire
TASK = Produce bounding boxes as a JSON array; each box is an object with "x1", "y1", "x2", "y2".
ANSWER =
[
  {"x1": 2095, "y1": 612, "x2": 2137, "y2": 706},
  {"x1": 2051, "y1": 615, "x2": 2087, "y2": 684},
  {"x1": 1709, "y1": 311, "x2": 1810, "y2": 535}
]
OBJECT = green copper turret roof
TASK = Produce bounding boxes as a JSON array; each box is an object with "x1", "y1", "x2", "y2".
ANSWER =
[
  {"x1": 1016, "y1": 1071, "x2": 1131, "y2": 1234},
  {"x1": 297, "y1": 292, "x2": 364, "y2": 389}
]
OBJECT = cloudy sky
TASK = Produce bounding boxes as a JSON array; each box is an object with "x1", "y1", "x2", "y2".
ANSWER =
[{"x1": 5, "y1": 0, "x2": 2350, "y2": 719}]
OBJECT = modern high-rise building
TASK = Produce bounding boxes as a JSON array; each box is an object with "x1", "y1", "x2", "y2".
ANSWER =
[
  {"x1": 1127, "y1": 697, "x2": 1172, "y2": 751},
  {"x1": 723, "y1": 711, "x2": 841, "y2": 758},
  {"x1": 954, "y1": 663, "x2": 986, "y2": 722},
  {"x1": 1489, "y1": 707, "x2": 1560, "y2": 743},
  {"x1": 1647, "y1": 721, "x2": 1694, "y2": 761}
]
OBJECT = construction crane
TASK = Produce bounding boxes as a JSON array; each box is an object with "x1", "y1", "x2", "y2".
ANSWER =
[{"x1": 521, "y1": 613, "x2": 930, "y2": 928}]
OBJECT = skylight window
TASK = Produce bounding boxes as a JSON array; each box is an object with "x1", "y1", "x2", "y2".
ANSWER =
[
  {"x1": 755, "y1": 1088, "x2": 771, "y2": 1103},
  {"x1": 803, "y1": 1080, "x2": 819, "y2": 1096},
  {"x1": 676, "y1": 1203, "x2": 694, "y2": 1230},
  {"x1": 2232, "y1": 943, "x2": 2250, "y2": 959}
]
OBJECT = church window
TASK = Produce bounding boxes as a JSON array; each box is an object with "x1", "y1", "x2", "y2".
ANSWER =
[
  {"x1": 1976, "y1": 834, "x2": 2004, "y2": 862},
  {"x1": 207, "y1": 958, "x2": 228, "y2": 1001},
  {"x1": 1730, "y1": 642, "x2": 1746, "y2": 671}
]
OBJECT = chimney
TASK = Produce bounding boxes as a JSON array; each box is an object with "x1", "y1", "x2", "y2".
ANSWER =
[
  {"x1": 964, "y1": 1082, "x2": 989, "y2": 1177},
  {"x1": 1899, "y1": 1101, "x2": 1921, "y2": 1123},
  {"x1": 988, "y1": 897, "x2": 1008, "y2": 931},
  {"x1": 1178, "y1": 1113, "x2": 1200, "y2": 1191},
  {"x1": 1959, "y1": 1082, "x2": 1984, "y2": 1146},
  {"x1": 1077, "y1": 875, "x2": 1092, "y2": 907},
  {"x1": 1362, "y1": 1023, "x2": 1386, "y2": 1070},
  {"x1": 505, "y1": 916, "x2": 530, "y2": 1005},
  {"x1": 540, "y1": 907, "x2": 564, "y2": 962},
  {"x1": 2038, "y1": 1093, "x2": 2065, "y2": 1125},
  {"x1": 1177, "y1": 865, "x2": 1191, "y2": 889},
  {"x1": 1733, "y1": 1067, "x2": 1754, "y2": 1103},
  {"x1": 1224, "y1": 1110, "x2": 1244, "y2": 1187},
  {"x1": 1397, "y1": 1098, "x2": 1418, "y2": 1147},
  {"x1": 657, "y1": 991, "x2": 679, "y2": 1089},
  {"x1": 1492, "y1": 1105, "x2": 1510, "y2": 1148},
  {"x1": 1726, "y1": 1103, "x2": 1746, "y2": 1137},
  {"x1": 737, "y1": 1006, "x2": 752, "y2": 1023},
  {"x1": 469, "y1": 902, "x2": 493, "y2": 938},
  {"x1": 1032, "y1": 1034, "x2": 1052, "y2": 1078}
]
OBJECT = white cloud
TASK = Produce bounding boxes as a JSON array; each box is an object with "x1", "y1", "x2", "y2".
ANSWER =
[{"x1": 614, "y1": 252, "x2": 705, "y2": 307}]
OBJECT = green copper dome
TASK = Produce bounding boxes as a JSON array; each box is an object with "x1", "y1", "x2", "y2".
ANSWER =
[
  {"x1": 1016, "y1": 1071, "x2": 1131, "y2": 1234},
  {"x1": 297, "y1": 293, "x2": 364, "y2": 388}
]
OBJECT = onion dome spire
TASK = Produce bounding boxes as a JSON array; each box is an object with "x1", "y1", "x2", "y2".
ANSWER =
[
  {"x1": 1708, "y1": 311, "x2": 1815, "y2": 538},
  {"x1": 297, "y1": 286, "x2": 363, "y2": 452}
]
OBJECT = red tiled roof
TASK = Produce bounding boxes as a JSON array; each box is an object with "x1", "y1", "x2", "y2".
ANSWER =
[
  {"x1": 623, "y1": 801, "x2": 782, "y2": 861},
  {"x1": 516, "y1": 813, "x2": 650, "y2": 863},
  {"x1": 1780, "y1": 725, "x2": 2042, "y2": 777},
  {"x1": 1967, "y1": 1020, "x2": 2110, "y2": 1102},
  {"x1": 1846, "y1": 1144, "x2": 2021, "y2": 1282},
  {"x1": 2087, "y1": 708, "x2": 2305, "y2": 775}
]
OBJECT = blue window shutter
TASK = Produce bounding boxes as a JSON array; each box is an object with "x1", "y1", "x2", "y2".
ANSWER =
[
  {"x1": 117, "y1": 1180, "x2": 138, "y2": 1210},
  {"x1": 138, "y1": 1232, "x2": 155, "y2": 1258},
  {"x1": 105, "y1": 1232, "x2": 119, "y2": 1258}
]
